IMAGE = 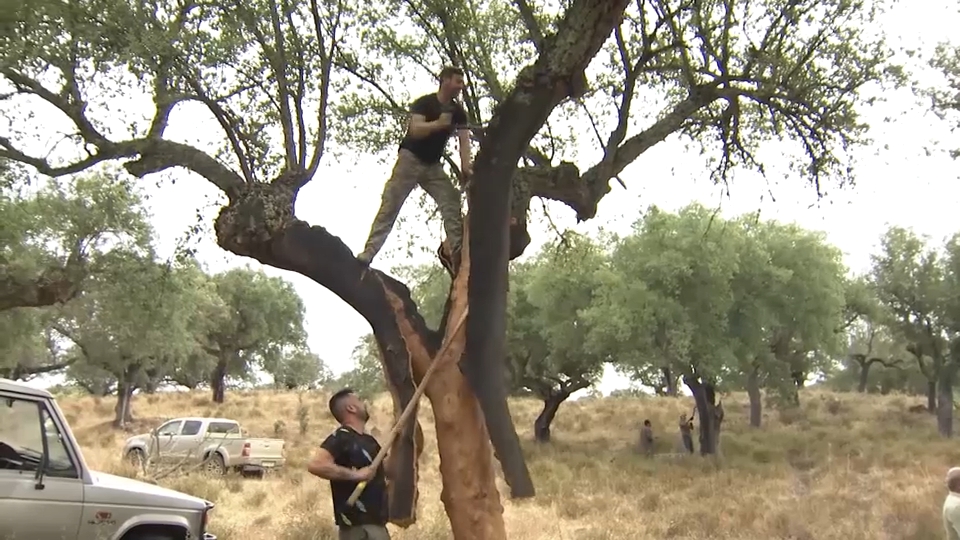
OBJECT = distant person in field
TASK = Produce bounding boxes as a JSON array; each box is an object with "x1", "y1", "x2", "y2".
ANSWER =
[
  {"x1": 944, "y1": 467, "x2": 960, "y2": 539},
  {"x1": 679, "y1": 413, "x2": 695, "y2": 454},
  {"x1": 638, "y1": 419, "x2": 654, "y2": 456},
  {"x1": 307, "y1": 388, "x2": 391, "y2": 540}
]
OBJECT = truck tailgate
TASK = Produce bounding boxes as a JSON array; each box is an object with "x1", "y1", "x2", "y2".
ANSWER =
[{"x1": 244, "y1": 438, "x2": 284, "y2": 464}]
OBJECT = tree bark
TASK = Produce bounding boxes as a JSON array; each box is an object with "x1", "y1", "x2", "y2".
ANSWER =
[
  {"x1": 534, "y1": 395, "x2": 563, "y2": 443},
  {"x1": 113, "y1": 379, "x2": 135, "y2": 428},
  {"x1": 746, "y1": 365, "x2": 762, "y2": 428},
  {"x1": 937, "y1": 362, "x2": 956, "y2": 438},
  {"x1": 857, "y1": 359, "x2": 872, "y2": 393},
  {"x1": 532, "y1": 380, "x2": 588, "y2": 443},
  {"x1": 684, "y1": 374, "x2": 722, "y2": 455},
  {"x1": 659, "y1": 367, "x2": 677, "y2": 396},
  {"x1": 0, "y1": 264, "x2": 83, "y2": 312},
  {"x1": 213, "y1": 188, "x2": 522, "y2": 535},
  {"x1": 416, "y1": 235, "x2": 510, "y2": 538},
  {"x1": 210, "y1": 355, "x2": 228, "y2": 404},
  {"x1": 462, "y1": 0, "x2": 628, "y2": 507}
]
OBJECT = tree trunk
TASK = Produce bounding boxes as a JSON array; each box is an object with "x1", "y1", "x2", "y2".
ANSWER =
[
  {"x1": 113, "y1": 381, "x2": 134, "y2": 429},
  {"x1": 684, "y1": 374, "x2": 721, "y2": 455},
  {"x1": 396, "y1": 224, "x2": 510, "y2": 537},
  {"x1": 927, "y1": 379, "x2": 937, "y2": 413},
  {"x1": 857, "y1": 360, "x2": 871, "y2": 393},
  {"x1": 534, "y1": 392, "x2": 567, "y2": 443},
  {"x1": 662, "y1": 367, "x2": 677, "y2": 396},
  {"x1": 937, "y1": 362, "x2": 956, "y2": 438},
  {"x1": 746, "y1": 365, "x2": 762, "y2": 428},
  {"x1": 112, "y1": 364, "x2": 138, "y2": 429},
  {"x1": 210, "y1": 355, "x2": 228, "y2": 404}
]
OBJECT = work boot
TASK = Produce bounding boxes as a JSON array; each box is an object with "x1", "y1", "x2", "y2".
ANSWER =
[{"x1": 437, "y1": 241, "x2": 461, "y2": 276}]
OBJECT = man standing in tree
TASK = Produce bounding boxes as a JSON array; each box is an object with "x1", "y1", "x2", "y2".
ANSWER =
[
  {"x1": 307, "y1": 388, "x2": 390, "y2": 540},
  {"x1": 357, "y1": 66, "x2": 472, "y2": 273}
]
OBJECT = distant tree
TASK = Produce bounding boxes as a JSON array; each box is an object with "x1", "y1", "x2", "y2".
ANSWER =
[
  {"x1": 57, "y1": 253, "x2": 208, "y2": 428},
  {"x1": 732, "y1": 217, "x2": 848, "y2": 424},
  {"x1": 0, "y1": 169, "x2": 151, "y2": 379},
  {"x1": 267, "y1": 348, "x2": 333, "y2": 390},
  {"x1": 333, "y1": 334, "x2": 387, "y2": 398},
  {"x1": 201, "y1": 268, "x2": 308, "y2": 403},
  {"x1": 507, "y1": 232, "x2": 608, "y2": 443},
  {"x1": 871, "y1": 226, "x2": 952, "y2": 434}
]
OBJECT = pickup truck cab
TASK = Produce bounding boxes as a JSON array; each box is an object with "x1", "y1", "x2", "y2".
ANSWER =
[
  {"x1": 122, "y1": 417, "x2": 285, "y2": 478},
  {"x1": 0, "y1": 378, "x2": 216, "y2": 540}
]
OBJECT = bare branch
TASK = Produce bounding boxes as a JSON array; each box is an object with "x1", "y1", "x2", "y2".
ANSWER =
[
  {"x1": 177, "y1": 71, "x2": 257, "y2": 183},
  {"x1": 513, "y1": 0, "x2": 544, "y2": 52},
  {"x1": 521, "y1": 84, "x2": 721, "y2": 221},
  {"x1": 2, "y1": 68, "x2": 108, "y2": 146},
  {"x1": 305, "y1": 0, "x2": 342, "y2": 178}
]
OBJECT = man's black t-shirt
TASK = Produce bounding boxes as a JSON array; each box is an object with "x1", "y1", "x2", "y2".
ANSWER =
[
  {"x1": 319, "y1": 426, "x2": 388, "y2": 528},
  {"x1": 398, "y1": 92, "x2": 468, "y2": 164}
]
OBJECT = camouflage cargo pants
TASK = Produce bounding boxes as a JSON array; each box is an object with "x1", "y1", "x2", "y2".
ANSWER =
[
  {"x1": 338, "y1": 524, "x2": 391, "y2": 540},
  {"x1": 359, "y1": 149, "x2": 463, "y2": 263}
]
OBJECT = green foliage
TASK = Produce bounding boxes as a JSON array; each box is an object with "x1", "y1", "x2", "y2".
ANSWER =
[
  {"x1": 267, "y1": 348, "x2": 332, "y2": 390},
  {"x1": 333, "y1": 334, "x2": 386, "y2": 398},
  {"x1": 0, "y1": 169, "x2": 152, "y2": 378},
  {"x1": 393, "y1": 263, "x2": 450, "y2": 329},
  {"x1": 507, "y1": 232, "x2": 609, "y2": 399},
  {"x1": 929, "y1": 43, "x2": 960, "y2": 157},
  {"x1": 55, "y1": 250, "x2": 209, "y2": 406},
  {"x1": 870, "y1": 227, "x2": 948, "y2": 366},
  {"x1": 205, "y1": 267, "x2": 309, "y2": 385},
  {"x1": 583, "y1": 203, "x2": 850, "y2": 401}
]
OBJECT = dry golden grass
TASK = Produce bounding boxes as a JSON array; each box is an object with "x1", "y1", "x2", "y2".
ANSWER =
[{"x1": 57, "y1": 388, "x2": 955, "y2": 539}]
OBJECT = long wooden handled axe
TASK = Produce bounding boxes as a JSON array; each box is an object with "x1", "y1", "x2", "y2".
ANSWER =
[{"x1": 345, "y1": 306, "x2": 470, "y2": 507}]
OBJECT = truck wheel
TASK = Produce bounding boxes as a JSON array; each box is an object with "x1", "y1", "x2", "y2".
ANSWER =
[
  {"x1": 125, "y1": 448, "x2": 146, "y2": 468},
  {"x1": 122, "y1": 526, "x2": 186, "y2": 540},
  {"x1": 202, "y1": 453, "x2": 225, "y2": 476}
]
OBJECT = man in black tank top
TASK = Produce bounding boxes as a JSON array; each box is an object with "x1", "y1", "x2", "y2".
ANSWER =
[
  {"x1": 307, "y1": 388, "x2": 391, "y2": 540},
  {"x1": 357, "y1": 66, "x2": 472, "y2": 273}
]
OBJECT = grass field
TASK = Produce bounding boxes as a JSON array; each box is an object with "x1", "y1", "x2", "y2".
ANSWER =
[{"x1": 58, "y1": 388, "x2": 956, "y2": 539}]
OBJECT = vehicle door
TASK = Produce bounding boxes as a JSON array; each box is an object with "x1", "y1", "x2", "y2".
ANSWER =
[
  {"x1": 0, "y1": 392, "x2": 85, "y2": 540},
  {"x1": 150, "y1": 420, "x2": 183, "y2": 465},
  {"x1": 168, "y1": 420, "x2": 204, "y2": 463}
]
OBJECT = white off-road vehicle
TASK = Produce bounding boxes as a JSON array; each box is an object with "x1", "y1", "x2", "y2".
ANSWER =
[{"x1": 0, "y1": 378, "x2": 217, "y2": 540}]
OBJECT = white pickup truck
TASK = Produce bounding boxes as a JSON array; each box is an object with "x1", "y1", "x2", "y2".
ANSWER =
[
  {"x1": 122, "y1": 417, "x2": 285, "y2": 478},
  {"x1": 0, "y1": 377, "x2": 216, "y2": 540}
]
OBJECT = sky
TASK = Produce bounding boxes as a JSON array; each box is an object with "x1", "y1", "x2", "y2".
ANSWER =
[{"x1": 10, "y1": 1, "x2": 960, "y2": 395}]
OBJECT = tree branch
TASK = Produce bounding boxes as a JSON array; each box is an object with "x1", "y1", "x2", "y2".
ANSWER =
[
  {"x1": 513, "y1": 84, "x2": 720, "y2": 222},
  {"x1": 513, "y1": 0, "x2": 544, "y2": 52},
  {"x1": 0, "y1": 258, "x2": 85, "y2": 312}
]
